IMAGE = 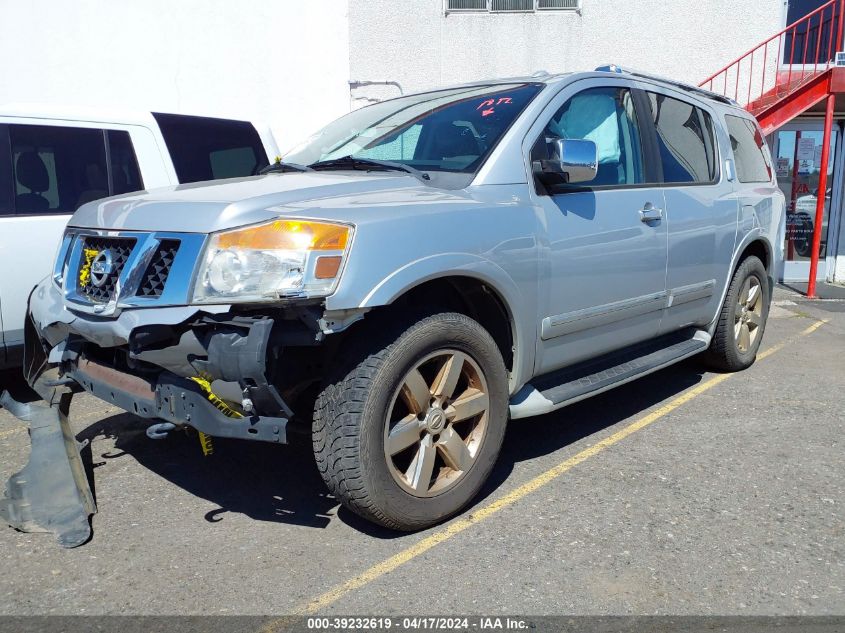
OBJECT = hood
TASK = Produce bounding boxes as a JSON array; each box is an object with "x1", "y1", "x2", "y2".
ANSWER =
[{"x1": 68, "y1": 172, "x2": 435, "y2": 233}]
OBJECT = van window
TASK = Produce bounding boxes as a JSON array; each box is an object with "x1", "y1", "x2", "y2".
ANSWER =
[
  {"x1": 9, "y1": 125, "x2": 108, "y2": 214},
  {"x1": 0, "y1": 126, "x2": 12, "y2": 215},
  {"x1": 107, "y1": 130, "x2": 144, "y2": 195},
  {"x1": 153, "y1": 113, "x2": 269, "y2": 184},
  {"x1": 209, "y1": 146, "x2": 260, "y2": 179},
  {"x1": 725, "y1": 115, "x2": 772, "y2": 183},
  {"x1": 531, "y1": 86, "x2": 644, "y2": 187},
  {"x1": 645, "y1": 92, "x2": 717, "y2": 184}
]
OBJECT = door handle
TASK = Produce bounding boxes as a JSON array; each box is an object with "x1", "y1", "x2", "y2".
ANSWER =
[{"x1": 639, "y1": 205, "x2": 663, "y2": 223}]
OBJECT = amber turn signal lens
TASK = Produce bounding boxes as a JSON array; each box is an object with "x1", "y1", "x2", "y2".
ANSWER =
[
  {"x1": 315, "y1": 255, "x2": 342, "y2": 279},
  {"x1": 217, "y1": 220, "x2": 349, "y2": 251}
]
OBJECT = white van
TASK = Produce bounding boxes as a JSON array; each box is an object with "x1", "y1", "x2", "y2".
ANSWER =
[{"x1": 0, "y1": 105, "x2": 280, "y2": 368}]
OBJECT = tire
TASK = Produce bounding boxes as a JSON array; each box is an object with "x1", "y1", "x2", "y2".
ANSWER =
[
  {"x1": 704, "y1": 255, "x2": 769, "y2": 372},
  {"x1": 793, "y1": 215, "x2": 813, "y2": 258},
  {"x1": 312, "y1": 311, "x2": 509, "y2": 531},
  {"x1": 794, "y1": 236, "x2": 811, "y2": 259}
]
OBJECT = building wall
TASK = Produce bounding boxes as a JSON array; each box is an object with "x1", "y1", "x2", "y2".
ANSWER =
[
  {"x1": 348, "y1": 0, "x2": 785, "y2": 106},
  {"x1": 0, "y1": 0, "x2": 789, "y2": 148},
  {"x1": 0, "y1": 0, "x2": 351, "y2": 152}
]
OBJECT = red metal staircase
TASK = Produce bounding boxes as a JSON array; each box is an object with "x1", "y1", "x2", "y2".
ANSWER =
[
  {"x1": 700, "y1": 0, "x2": 845, "y2": 135},
  {"x1": 699, "y1": 0, "x2": 845, "y2": 296}
]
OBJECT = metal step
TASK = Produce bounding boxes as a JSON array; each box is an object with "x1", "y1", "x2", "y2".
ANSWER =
[{"x1": 509, "y1": 330, "x2": 710, "y2": 420}]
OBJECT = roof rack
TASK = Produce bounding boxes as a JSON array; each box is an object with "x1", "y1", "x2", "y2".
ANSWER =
[{"x1": 594, "y1": 64, "x2": 738, "y2": 106}]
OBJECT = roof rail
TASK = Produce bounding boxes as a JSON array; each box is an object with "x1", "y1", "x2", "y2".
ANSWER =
[{"x1": 594, "y1": 64, "x2": 738, "y2": 106}]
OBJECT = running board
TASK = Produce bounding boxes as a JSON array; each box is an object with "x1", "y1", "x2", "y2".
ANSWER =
[{"x1": 509, "y1": 330, "x2": 710, "y2": 420}]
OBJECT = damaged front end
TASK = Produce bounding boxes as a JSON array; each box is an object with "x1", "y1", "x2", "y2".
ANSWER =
[
  {"x1": 1, "y1": 243, "x2": 351, "y2": 546},
  {"x1": 69, "y1": 314, "x2": 295, "y2": 444}
]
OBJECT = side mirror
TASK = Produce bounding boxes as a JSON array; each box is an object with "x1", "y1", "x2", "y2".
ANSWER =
[{"x1": 533, "y1": 138, "x2": 598, "y2": 186}]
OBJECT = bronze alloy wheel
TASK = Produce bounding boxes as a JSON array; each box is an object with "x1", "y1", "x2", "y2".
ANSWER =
[
  {"x1": 314, "y1": 311, "x2": 508, "y2": 531},
  {"x1": 734, "y1": 274, "x2": 764, "y2": 353},
  {"x1": 383, "y1": 350, "x2": 489, "y2": 497}
]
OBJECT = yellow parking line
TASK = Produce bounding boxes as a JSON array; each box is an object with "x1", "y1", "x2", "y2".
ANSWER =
[{"x1": 266, "y1": 318, "x2": 828, "y2": 625}]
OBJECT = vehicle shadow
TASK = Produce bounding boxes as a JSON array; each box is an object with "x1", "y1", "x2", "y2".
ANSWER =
[
  {"x1": 78, "y1": 415, "x2": 337, "y2": 530},
  {"x1": 75, "y1": 358, "x2": 707, "y2": 539},
  {"x1": 0, "y1": 368, "x2": 39, "y2": 403}
]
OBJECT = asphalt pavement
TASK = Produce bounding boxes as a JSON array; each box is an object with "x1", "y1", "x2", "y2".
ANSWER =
[{"x1": 0, "y1": 287, "x2": 842, "y2": 617}]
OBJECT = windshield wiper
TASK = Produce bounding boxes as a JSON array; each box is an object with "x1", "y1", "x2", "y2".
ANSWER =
[
  {"x1": 308, "y1": 156, "x2": 430, "y2": 182},
  {"x1": 258, "y1": 161, "x2": 312, "y2": 175}
]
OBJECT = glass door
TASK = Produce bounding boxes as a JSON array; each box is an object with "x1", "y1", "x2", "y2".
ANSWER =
[{"x1": 773, "y1": 121, "x2": 840, "y2": 281}]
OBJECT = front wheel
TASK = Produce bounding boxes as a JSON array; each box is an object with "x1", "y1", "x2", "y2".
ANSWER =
[
  {"x1": 312, "y1": 312, "x2": 508, "y2": 531},
  {"x1": 704, "y1": 255, "x2": 769, "y2": 372}
]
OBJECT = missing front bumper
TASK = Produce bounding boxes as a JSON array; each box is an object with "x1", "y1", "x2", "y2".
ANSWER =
[
  {"x1": 7, "y1": 288, "x2": 299, "y2": 547},
  {"x1": 68, "y1": 356, "x2": 289, "y2": 444}
]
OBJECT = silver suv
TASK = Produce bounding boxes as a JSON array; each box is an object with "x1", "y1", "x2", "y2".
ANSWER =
[{"x1": 2, "y1": 67, "x2": 784, "y2": 547}]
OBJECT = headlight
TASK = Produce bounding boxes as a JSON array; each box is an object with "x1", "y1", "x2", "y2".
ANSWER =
[{"x1": 192, "y1": 219, "x2": 352, "y2": 303}]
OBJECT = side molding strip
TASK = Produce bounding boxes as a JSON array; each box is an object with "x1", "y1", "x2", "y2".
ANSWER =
[
  {"x1": 541, "y1": 291, "x2": 666, "y2": 340},
  {"x1": 667, "y1": 279, "x2": 716, "y2": 308},
  {"x1": 541, "y1": 280, "x2": 717, "y2": 341}
]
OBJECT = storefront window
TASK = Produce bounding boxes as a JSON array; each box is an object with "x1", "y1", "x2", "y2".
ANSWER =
[{"x1": 774, "y1": 128, "x2": 837, "y2": 263}]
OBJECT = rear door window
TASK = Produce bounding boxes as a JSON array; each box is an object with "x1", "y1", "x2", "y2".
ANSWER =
[
  {"x1": 725, "y1": 115, "x2": 772, "y2": 183},
  {"x1": 153, "y1": 113, "x2": 269, "y2": 183},
  {"x1": 9, "y1": 124, "x2": 108, "y2": 214},
  {"x1": 645, "y1": 92, "x2": 718, "y2": 184},
  {"x1": 107, "y1": 130, "x2": 144, "y2": 195}
]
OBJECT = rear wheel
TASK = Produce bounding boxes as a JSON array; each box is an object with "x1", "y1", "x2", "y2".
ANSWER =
[
  {"x1": 704, "y1": 255, "x2": 769, "y2": 371},
  {"x1": 312, "y1": 312, "x2": 508, "y2": 531}
]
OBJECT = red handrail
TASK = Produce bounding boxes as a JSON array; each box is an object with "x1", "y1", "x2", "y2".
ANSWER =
[{"x1": 699, "y1": 0, "x2": 845, "y2": 110}]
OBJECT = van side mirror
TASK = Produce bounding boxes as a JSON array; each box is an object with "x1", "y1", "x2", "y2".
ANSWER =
[{"x1": 533, "y1": 138, "x2": 598, "y2": 186}]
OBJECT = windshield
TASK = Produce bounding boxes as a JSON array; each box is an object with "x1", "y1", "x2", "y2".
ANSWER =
[{"x1": 284, "y1": 83, "x2": 543, "y2": 185}]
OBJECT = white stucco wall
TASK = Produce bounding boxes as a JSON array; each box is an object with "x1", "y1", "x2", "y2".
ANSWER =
[
  {"x1": 0, "y1": 0, "x2": 351, "y2": 152},
  {"x1": 348, "y1": 0, "x2": 785, "y2": 105},
  {"x1": 0, "y1": 1, "x2": 791, "y2": 146}
]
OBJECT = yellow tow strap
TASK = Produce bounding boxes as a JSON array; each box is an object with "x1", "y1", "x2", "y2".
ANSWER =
[
  {"x1": 189, "y1": 375, "x2": 244, "y2": 419},
  {"x1": 189, "y1": 375, "x2": 243, "y2": 457},
  {"x1": 197, "y1": 431, "x2": 214, "y2": 457}
]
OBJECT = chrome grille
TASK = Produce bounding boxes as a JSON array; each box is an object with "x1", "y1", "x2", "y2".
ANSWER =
[
  {"x1": 136, "y1": 240, "x2": 180, "y2": 297},
  {"x1": 78, "y1": 237, "x2": 136, "y2": 303},
  {"x1": 62, "y1": 229, "x2": 206, "y2": 316}
]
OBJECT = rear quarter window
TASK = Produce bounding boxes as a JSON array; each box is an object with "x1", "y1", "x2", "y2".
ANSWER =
[
  {"x1": 725, "y1": 115, "x2": 772, "y2": 183},
  {"x1": 153, "y1": 113, "x2": 269, "y2": 184}
]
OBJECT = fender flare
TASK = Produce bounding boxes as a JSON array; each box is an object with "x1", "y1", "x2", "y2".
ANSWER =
[
  {"x1": 708, "y1": 229, "x2": 774, "y2": 333},
  {"x1": 352, "y1": 253, "x2": 535, "y2": 391}
]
